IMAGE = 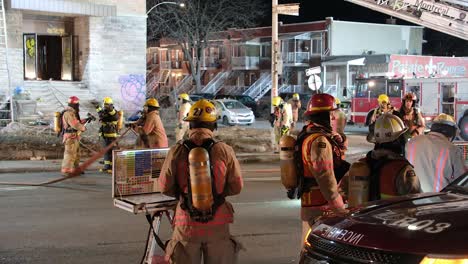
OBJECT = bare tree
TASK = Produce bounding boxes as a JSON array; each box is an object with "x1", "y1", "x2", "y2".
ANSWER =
[{"x1": 147, "y1": 0, "x2": 265, "y2": 93}]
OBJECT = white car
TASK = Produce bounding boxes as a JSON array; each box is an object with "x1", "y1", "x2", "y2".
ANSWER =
[{"x1": 213, "y1": 99, "x2": 255, "y2": 126}]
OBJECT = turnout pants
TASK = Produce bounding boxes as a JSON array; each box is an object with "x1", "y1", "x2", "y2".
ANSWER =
[
  {"x1": 165, "y1": 224, "x2": 242, "y2": 264},
  {"x1": 102, "y1": 137, "x2": 116, "y2": 171},
  {"x1": 61, "y1": 138, "x2": 80, "y2": 174}
]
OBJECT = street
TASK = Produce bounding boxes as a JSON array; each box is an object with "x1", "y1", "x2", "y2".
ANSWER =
[{"x1": 0, "y1": 164, "x2": 301, "y2": 264}]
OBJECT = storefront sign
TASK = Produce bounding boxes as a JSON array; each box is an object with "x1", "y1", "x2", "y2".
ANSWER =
[{"x1": 389, "y1": 55, "x2": 468, "y2": 78}]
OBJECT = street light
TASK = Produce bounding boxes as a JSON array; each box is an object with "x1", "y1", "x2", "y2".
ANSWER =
[{"x1": 147, "y1": 1, "x2": 185, "y2": 16}]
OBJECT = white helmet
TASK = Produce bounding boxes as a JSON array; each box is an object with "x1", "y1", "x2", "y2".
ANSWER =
[{"x1": 370, "y1": 113, "x2": 408, "y2": 143}]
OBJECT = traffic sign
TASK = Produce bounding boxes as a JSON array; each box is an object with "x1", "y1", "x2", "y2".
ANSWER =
[
  {"x1": 277, "y1": 3, "x2": 300, "y2": 16},
  {"x1": 306, "y1": 66, "x2": 321, "y2": 76},
  {"x1": 308, "y1": 74, "x2": 322, "y2": 91}
]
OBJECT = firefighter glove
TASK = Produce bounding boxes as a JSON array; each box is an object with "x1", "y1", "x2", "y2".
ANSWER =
[{"x1": 287, "y1": 188, "x2": 297, "y2": 200}]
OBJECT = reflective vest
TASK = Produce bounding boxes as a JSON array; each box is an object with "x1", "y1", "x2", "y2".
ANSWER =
[
  {"x1": 363, "y1": 156, "x2": 410, "y2": 200},
  {"x1": 296, "y1": 126, "x2": 349, "y2": 207},
  {"x1": 98, "y1": 108, "x2": 120, "y2": 138}
]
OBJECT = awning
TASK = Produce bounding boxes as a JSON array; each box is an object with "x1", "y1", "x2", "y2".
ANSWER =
[
  {"x1": 8, "y1": 0, "x2": 117, "y2": 17},
  {"x1": 322, "y1": 57, "x2": 365, "y2": 66},
  {"x1": 322, "y1": 55, "x2": 390, "y2": 66}
]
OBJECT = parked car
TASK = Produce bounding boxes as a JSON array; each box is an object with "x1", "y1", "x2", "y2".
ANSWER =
[
  {"x1": 299, "y1": 171, "x2": 468, "y2": 264},
  {"x1": 213, "y1": 99, "x2": 255, "y2": 126},
  {"x1": 189, "y1": 94, "x2": 204, "y2": 102},
  {"x1": 214, "y1": 94, "x2": 259, "y2": 117},
  {"x1": 192, "y1": 93, "x2": 215, "y2": 100}
]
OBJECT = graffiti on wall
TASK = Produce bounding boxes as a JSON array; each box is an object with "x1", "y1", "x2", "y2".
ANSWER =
[{"x1": 119, "y1": 74, "x2": 146, "y2": 113}]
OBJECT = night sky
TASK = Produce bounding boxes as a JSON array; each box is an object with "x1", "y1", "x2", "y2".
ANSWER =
[{"x1": 259, "y1": 0, "x2": 468, "y2": 56}]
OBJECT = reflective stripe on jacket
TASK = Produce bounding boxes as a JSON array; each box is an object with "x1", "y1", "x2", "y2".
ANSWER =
[
  {"x1": 406, "y1": 132, "x2": 467, "y2": 192},
  {"x1": 159, "y1": 128, "x2": 243, "y2": 235}
]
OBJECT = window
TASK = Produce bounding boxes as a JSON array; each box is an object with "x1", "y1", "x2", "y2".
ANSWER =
[
  {"x1": 355, "y1": 79, "x2": 386, "y2": 98},
  {"x1": 261, "y1": 45, "x2": 271, "y2": 58},
  {"x1": 224, "y1": 101, "x2": 246, "y2": 109},
  {"x1": 441, "y1": 83, "x2": 455, "y2": 116},
  {"x1": 387, "y1": 81, "x2": 402, "y2": 97},
  {"x1": 312, "y1": 38, "x2": 322, "y2": 55}
]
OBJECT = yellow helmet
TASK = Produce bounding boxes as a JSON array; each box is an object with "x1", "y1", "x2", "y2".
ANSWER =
[
  {"x1": 145, "y1": 98, "x2": 160, "y2": 108},
  {"x1": 184, "y1": 99, "x2": 217, "y2": 122},
  {"x1": 103, "y1": 97, "x2": 113, "y2": 105},
  {"x1": 292, "y1": 93, "x2": 300, "y2": 100},
  {"x1": 371, "y1": 113, "x2": 407, "y2": 143},
  {"x1": 178, "y1": 93, "x2": 190, "y2": 101},
  {"x1": 433, "y1": 113, "x2": 456, "y2": 127},
  {"x1": 272, "y1": 96, "x2": 283, "y2": 107},
  {"x1": 335, "y1": 98, "x2": 341, "y2": 105},
  {"x1": 377, "y1": 94, "x2": 389, "y2": 105}
]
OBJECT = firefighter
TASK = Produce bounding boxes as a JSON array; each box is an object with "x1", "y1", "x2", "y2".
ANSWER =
[
  {"x1": 342, "y1": 113, "x2": 421, "y2": 207},
  {"x1": 94, "y1": 97, "x2": 121, "y2": 173},
  {"x1": 287, "y1": 93, "x2": 302, "y2": 131},
  {"x1": 399, "y1": 92, "x2": 425, "y2": 140},
  {"x1": 271, "y1": 96, "x2": 291, "y2": 153},
  {"x1": 175, "y1": 93, "x2": 192, "y2": 142},
  {"x1": 286, "y1": 93, "x2": 348, "y2": 243},
  {"x1": 406, "y1": 113, "x2": 467, "y2": 192},
  {"x1": 135, "y1": 98, "x2": 168, "y2": 148},
  {"x1": 368, "y1": 94, "x2": 398, "y2": 142},
  {"x1": 331, "y1": 98, "x2": 346, "y2": 135},
  {"x1": 60, "y1": 96, "x2": 87, "y2": 175},
  {"x1": 159, "y1": 99, "x2": 243, "y2": 264}
]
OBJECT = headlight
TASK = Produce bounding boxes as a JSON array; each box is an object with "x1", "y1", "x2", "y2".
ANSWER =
[
  {"x1": 420, "y1": 256, "x2": 468, "y2": 264},
  {"x1": 425, "y1": 116, "x2": 433, "y2": 121}
]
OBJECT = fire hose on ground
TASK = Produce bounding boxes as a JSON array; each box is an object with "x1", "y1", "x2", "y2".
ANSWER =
[{"x1": 0, "y1": 127, "x2": 132, "y2": 186}]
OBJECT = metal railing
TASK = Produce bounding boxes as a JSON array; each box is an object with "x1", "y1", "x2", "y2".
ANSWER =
[
  {"x1": 284, "y1": 52, "x2": 310, "y2": 64},
  {"x1": 279, "y1": 85, "x2": 306, "y2": 93},
  {"x1": 200, "y1": 71, "x2": 230, "y2": 94},
  {"x1": 243, "y1": 73, "x2": 272, "y2": 101},
  {"x1": 174, "y1": 75, "x2": 193, "y2": 94},
  {"x1": 231, "y1": 56, "x2": 260, "y2": 69}
]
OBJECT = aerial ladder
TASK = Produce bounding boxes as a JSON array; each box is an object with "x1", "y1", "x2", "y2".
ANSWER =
[{"x1": 345, "y1": 0, "x2": 468, "y2": 40}]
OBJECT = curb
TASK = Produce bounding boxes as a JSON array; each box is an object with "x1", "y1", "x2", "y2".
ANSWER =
[{"x1": 0, "y1": 151, "x2": 368, "y2": 174}]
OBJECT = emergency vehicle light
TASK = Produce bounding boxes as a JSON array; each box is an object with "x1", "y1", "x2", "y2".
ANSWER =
[
  {"x1": 420, "y1": 256, "x2": 468, "y2": 264},
  {"x1": 304, "y1": 228, "x2": 312, "y2": 247}
]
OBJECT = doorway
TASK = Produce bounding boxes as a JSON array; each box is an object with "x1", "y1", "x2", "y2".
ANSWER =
[{"x1": 37, "y1": 36, "x2": 62, "y2": 80}]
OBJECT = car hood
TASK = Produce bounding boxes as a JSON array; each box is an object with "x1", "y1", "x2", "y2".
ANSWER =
[
  {"x1": 312, "y1": 193, "x2": 468, "y2": 255},
  {"x1": 228, "y1": 108, "x2": 252, "y2": 115}
]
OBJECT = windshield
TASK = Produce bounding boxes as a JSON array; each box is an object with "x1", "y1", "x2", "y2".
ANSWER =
[
  {"x1": 443, "y1": 172, "x2": 468, "y2": 195},
  {"x1": 355, "y1": 79, "x2": 386, "y2": 98},
  {"x1": 224, "y1": 101, "x2": 246, "y2": 109}
]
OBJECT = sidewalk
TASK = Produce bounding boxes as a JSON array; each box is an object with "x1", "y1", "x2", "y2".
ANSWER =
[{"x1": 0, "y1": 148, "x2": 368, "y2": 174}]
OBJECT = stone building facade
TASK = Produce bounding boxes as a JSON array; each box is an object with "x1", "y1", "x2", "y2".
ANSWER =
[{"x1": 0, "y1": 0, "x2": 146, "y2": 122}]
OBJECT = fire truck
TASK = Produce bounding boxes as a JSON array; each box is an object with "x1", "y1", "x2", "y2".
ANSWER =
[{"x1": 350, "y1": 76, "x2": 468, "y2": 140}]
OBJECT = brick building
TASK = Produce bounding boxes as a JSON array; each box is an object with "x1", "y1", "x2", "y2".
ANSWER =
[{"x1": 147, "y1": 17, "x2": 423, "y2": 102}]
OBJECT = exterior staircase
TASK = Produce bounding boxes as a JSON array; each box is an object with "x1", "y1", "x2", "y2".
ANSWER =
[
  {"x1": 22, "y1": 81, "x2": 96, "y2": 121},
  {"x1": 174, "y1": 74, "x2": 193, "y2": 95},
  {"x1": 200, "y1": 71, "x2": 230, "y2": 95},
  {"x1": 243, "y1": 72, "x2": 272, "y2": 101}
]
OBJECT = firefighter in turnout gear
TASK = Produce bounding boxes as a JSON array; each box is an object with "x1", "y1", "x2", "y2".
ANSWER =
[
  {"x1": 406, "y1": 113, "x2": 467, "y2": 192},
  {"x1": 287, "y1": 93, "x2": 302, "y2": 131},
  {"x1": 60, "y1": 96, "x2": 87, "y2": 175},
  {"x1": 175, "y1": 93, "x2": 192, "y2": 142},
  {"x1": 331, "y1": 98, "x2": 347, "y2": 135},
  {"x1": 368, "y1": 94, "x2": 399, "y2": 142},
  {"x1": 341, "y1": 113, "x2": 421, "y2": 207},
  {"x1": 399, "y1": 92, "x2": 425, "y2": 140},
  {"x1": 159, "y1": 99, "x2": 243, "y2": 264},
  {"x1": 286, "y1": 93, "x2": 349, "y2": 244},
  {"x1": 135, "y1": 98, "x2": 168, "y2": 148},
  {"x1": 95, "y1": 97, "x2": 121, "y2": 173},
  {"x1": 272, "y1": 96, "x2": 291, "y2": 153}
]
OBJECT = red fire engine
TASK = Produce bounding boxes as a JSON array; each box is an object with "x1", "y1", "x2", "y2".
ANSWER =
[{"x1": 350, "y1": 76, "x2": 468, "y2": 140}]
